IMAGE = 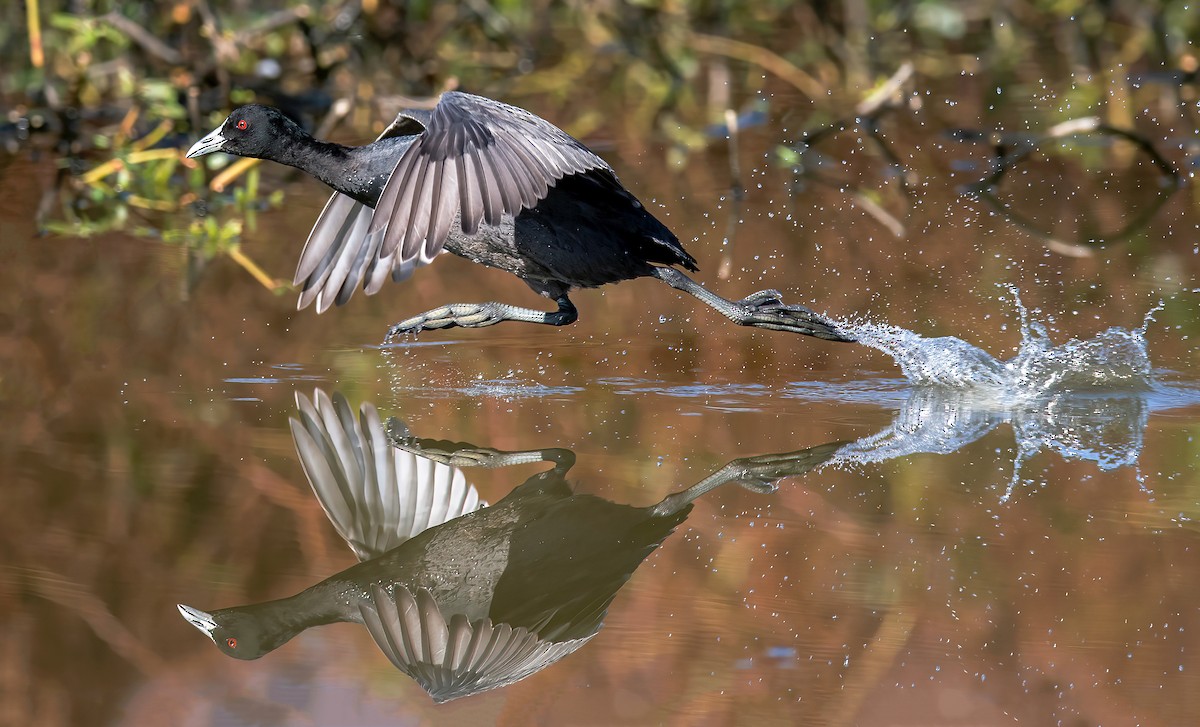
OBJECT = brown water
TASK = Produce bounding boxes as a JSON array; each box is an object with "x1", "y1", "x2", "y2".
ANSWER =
[{"x1": 3, "y1": 74, "x2": 1200, "y2": 727}]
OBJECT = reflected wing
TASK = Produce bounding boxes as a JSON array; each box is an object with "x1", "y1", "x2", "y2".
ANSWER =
[
  {"x1": 359, "y1": 585, "x2": 593, "y2": 703},
  {"x1": 293, "y1": 108, "x2": 430, "y2": 313},
  {"x1": 368, "y1": 91, "x2": 611, "y2": 269},
  {"x1": 290, "y1": 390, "x2": 487, "y2": 561}
]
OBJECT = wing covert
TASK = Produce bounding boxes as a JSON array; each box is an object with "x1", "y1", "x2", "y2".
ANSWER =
[{"x1": 369, "y1": 91, "x2": 611, "y2": 269}]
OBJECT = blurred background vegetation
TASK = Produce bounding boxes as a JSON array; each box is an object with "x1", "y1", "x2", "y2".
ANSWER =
[
  {"x1": 3, "y1": 0, "x2": 1197, "y2": 288},
  {"x1": 3, "y1": 4, "x2": 1200, "y2": 726}
]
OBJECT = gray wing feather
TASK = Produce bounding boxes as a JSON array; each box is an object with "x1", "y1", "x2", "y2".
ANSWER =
[
  {"x1": 359, "y1": 584, "x2": 594, "y2": 703},
  {"x1": 332, "y1": 231, "x2": 377, "y2": 308},
  {"x1": 381, "y1": 108, "x2": 432, "y2": 137},
  {"x1": 470, "y1": 147, "x2": 502, "y2": 229},
  {"x1": 295, "y1": 111, "x2": 428, "y2": 311},
  {"x1": 295, "y1": 193, "x2": 380, "y2": 312},
  {"x1": 369, "y1": 91, "x2": 610, "y2": 267},
  {"x1": 291, "y1": 390, "x2": 486, "y2": 561},
  {"x1": 295, "y1": 93, "x2": 607, "y2": 311},
  {"x1": 456, "y1": 153, "x2": 482, "y2": 234},
  {"x1": 295, "y1": 192, "x2": 358, "y2": 283}
]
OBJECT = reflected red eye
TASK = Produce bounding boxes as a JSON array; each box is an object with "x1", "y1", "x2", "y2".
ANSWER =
[
  {"x1": 226, "y1": 637, "x2": 238, "y2": 648},
  {"x1": 236, "y1": 119, "x2": 249, "y2": 131}
]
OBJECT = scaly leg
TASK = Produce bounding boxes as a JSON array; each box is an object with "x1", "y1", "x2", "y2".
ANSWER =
[
  {"x1": 650, "y1": 443, "x2": 846, "y2": 517},
  {"x1": 651, "y1": 267, "x2": 854, "y2": 342},
  {"x1": 385, "y1": 295, "x2": 579, "y2": 341}
]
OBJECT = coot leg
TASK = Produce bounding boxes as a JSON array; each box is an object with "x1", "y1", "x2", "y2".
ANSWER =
[
  {"x1": 650, "y1": 267, "x2": 855, "y2": 342},
  {"x1": 650, "y1": 442, "x2": 846, "y2": 517},
  {"x1": 386, "y1": 420, "x2": 576, "y2": 471},
  {"x1": 384, "y1": 295, "x2": 579, "y2": 340}
]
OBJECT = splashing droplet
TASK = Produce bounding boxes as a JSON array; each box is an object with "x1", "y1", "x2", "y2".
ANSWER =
[{"x1": 836, "y1": 287, "x2": 1154, "y2": 401}]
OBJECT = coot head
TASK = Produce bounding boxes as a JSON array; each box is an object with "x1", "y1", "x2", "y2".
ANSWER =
[
  {"x1": 186, "y1": 104, "x2": 305, "y2": 160},
  {"x1": 177, "y1": 603, "x2": 273, "y2": 660}
]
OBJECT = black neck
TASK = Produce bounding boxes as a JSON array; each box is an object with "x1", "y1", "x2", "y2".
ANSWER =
[
  {"x1": 274, "y1": 136, "x2": 412, "y2": 207},
  {"x1": 225, "y1": 584, "x2": 348, "y2": 657}
]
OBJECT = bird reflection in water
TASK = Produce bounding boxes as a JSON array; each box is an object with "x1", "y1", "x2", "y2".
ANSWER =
[{"x1": 178, "y1": 390, "x2": 840, "y2": 702}]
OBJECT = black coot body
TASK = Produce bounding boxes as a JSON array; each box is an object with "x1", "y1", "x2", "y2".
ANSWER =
[
  {"x1": 186, "y1": 92, "x2": 851, "y2": 342},
  {"x1": 446, "y1": 167, "x2": 697, "y2": 301}
]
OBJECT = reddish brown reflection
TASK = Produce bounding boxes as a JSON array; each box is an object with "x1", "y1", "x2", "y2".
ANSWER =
[{"x1": 3, "y1": 46, "x2": 1200, "y2": 727}]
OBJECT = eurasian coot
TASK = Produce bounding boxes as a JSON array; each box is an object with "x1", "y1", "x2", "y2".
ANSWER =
[{"x1": 186, "y1": 92, "x2": 852, "y2": 342}]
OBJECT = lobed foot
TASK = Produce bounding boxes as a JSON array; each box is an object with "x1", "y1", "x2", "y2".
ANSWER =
[
  {"x1": 735, "y1": 479, "x2": 780, "y2": 495},
  {"x1": 735, "y1": 289, "x2": 786, "y2": 307},
  {"x1": 725, "y1": 444, "x2": 848, "y2": 489},
  {"x1": 386, "y1": 303, "x2": 508, "y2": 339},
  {"x1": 736, "y1": 293, "x2": 856, "y2": 342},
  {"x1": 384, "y1": 296, "x2": 580, "y2": 342}
]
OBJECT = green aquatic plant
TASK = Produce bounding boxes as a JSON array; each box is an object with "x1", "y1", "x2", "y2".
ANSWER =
[
  {"x1": 40, "y1": 108, "x2": 286, "y2": 292},
  {"x1": 7, "y1": 0, "x2": 1197, "y2": 299}
]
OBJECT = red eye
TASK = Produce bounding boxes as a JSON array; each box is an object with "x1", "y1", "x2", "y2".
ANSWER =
[
  {"x1": 236, "y1": 119, "x2": 249, "y2": 130},
  {"x1": 226, "y1": 637, "x2": 238, "y2": 648}
]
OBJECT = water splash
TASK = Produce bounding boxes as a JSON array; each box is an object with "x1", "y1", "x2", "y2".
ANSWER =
[
  {"x1": 839, "y1": 287, "x2": 1156, "y2": 401},
  {"x1": 824, "y1": 288, "x2": 1169, "y2": 500}
]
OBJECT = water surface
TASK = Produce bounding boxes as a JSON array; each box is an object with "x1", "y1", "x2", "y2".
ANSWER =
[{"x1": 3, "y1": 34, "x2": 1200, "y2": 727}]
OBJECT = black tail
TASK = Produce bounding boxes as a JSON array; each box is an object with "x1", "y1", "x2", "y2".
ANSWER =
[{"x1": 567, "y1": 170, "x2": 698, "y2": 272}]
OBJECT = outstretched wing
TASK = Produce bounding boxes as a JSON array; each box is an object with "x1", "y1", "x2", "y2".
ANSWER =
[
  {"x1": 359, "y1": 585, "x2": 593, "y2": 703},
  {"x1": 290, "y1": 389, "x2": 487, "y2": 561},
  {"x1": 293, "y1": 108, "x2": 431, "y2": 313},
  {"x1": 368, "y1": 91, "x2": 611, "y2": 268}
]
